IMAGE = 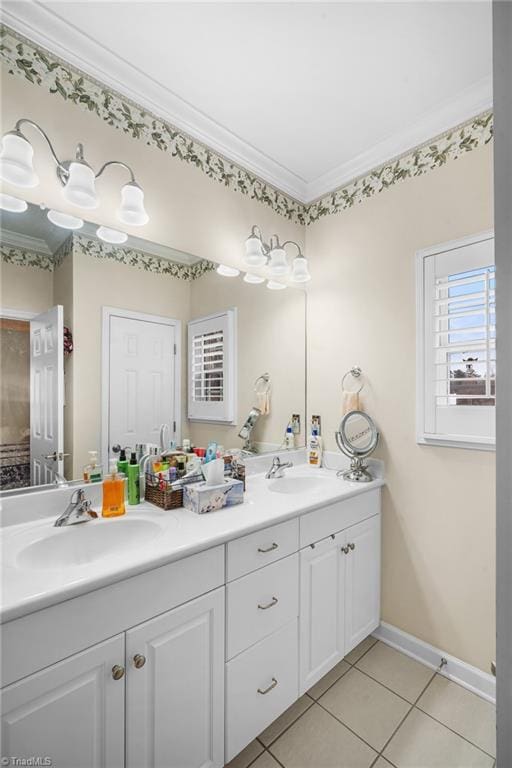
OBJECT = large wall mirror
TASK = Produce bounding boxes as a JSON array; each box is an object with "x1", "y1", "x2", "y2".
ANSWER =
[{"x1": 0, "y1": 204, "x2": 306, "y2": 490}]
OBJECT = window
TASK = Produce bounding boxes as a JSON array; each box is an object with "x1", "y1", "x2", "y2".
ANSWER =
[
  {"x1": 187, "y1": 309, "x2": 237, "y2": 423},
  {"x1": 416, "y1": 232, "x2": 495, "y2": 450}
]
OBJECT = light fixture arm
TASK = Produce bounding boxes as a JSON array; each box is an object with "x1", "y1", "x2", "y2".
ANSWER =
[
  {"x1": 95, "y1": 160, "x2": 137, "y2": 184},
  {"x1": 281, "y1": 240, "x2": 304, "y2": 258},
  {"x1": 13, "y1": 118, "x2": 67, "y2": 173}
]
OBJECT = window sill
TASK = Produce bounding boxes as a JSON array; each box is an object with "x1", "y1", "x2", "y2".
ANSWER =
[{"x1": 417, "y1": 435, "x2": 496, "y2": 452}]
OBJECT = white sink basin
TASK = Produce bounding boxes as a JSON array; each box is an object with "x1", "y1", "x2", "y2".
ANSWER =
[
  {"x1": 16, "y1": 518, "x2": 163, "y2": 570},
  {"x1": 268, "y1": 476, "x2": 328, "y2": 495}
]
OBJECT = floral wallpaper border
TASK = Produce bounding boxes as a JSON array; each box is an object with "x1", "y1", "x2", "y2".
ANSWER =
[
  {"x1": 1, "y1": 243, "x2": 55, "y2": 271},
  {"x1": 1, "y1": 234, "x2": 215, "y2": 279},
  {"x1": 73, "y1": 234, "x2": 215, "y2": 280},
  {"x1": 0, "y1": 24, "x2": 305, "y2": 225},
  {"x1": 0, "y1": 24, "x2": 493, "y2": 227},
  {"x1": 305, "y1": 111, "x2": 493, "y2": 224}
]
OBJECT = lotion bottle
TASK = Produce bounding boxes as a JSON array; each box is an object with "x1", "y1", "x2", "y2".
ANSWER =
[
  {"x1": 307, "y1": 428, "x2": 323, "y2": 468},
  {"x1": 127, "y1": 452, "x2": 140, "y2": 505}
]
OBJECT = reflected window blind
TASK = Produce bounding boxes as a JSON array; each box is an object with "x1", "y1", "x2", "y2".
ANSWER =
[
  {"x1": 434, "y1": 266, "x2": 496, "y2": 407},
  {"x1": 191, "y1": 329, "x2": 224, "y2": 403}
]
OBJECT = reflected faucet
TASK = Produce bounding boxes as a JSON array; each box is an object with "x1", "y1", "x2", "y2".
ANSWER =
[
  {"x1": 54, "y1": 488, "x2": 98, "y2": 527},
  {"x1": 238, "y1": 407, "x2": 262, "y2": 452}
]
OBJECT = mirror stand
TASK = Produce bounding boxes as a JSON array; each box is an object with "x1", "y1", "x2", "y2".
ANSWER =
[{"x1": 337, "y1": 453, "x2": 374, "y2": 483}]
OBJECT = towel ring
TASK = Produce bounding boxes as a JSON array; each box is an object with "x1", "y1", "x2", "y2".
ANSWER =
[
  {"x1": 255, "y1": 373, "x2": 271, "y2": 395},
  {"x1": 342, "y1": 366, "x2": 364, "y2": 394}
]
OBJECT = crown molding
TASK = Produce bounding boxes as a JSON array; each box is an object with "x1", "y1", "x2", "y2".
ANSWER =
[
  {"x1": 0, "y1": 228, "x2": 52, "y2": 255},
  {"x1": 1, "y1": 2, "x2": 308, "y2": 203},
  {"x1": 307, "y1": 76, "x2": 493, "y2": 202}
]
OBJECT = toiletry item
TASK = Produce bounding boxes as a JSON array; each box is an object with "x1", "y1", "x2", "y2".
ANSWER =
[
  {"x1": 308, "y1": 429, "x2": 323, "y2": 467},
  {"x1": 285, "y1": 424, "x2": 295, "y2": 449},
  {"x1": 117, "y1": 448, "x2": 129, "y2": 477},
  {"x1": 182, "y1": 438, "x2": 191, "y2": 452},
  {"x1": 205, "y1": 441, "x2": 218, "y2": 463},
  {"x1": 83, "y1": 450, "x2": 102, "y2": 483},
  {"x1": 102, "y1": 459, "x2": 126, "y2": 517},
  {"x1": 127, "y1": 452, "x2": 140, "y2": 505}
]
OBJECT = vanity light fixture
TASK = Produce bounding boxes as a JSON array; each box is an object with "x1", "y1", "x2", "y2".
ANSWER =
[
  {"x1": 267, "y1": 280, "x2": 287, "y2": 290},
  {"x1": 97, "y1": 226, "x2": 128, "y2": 244},
  {"x1": 0, "y1": 119, "x2": 149, "y2": 225},
  {"x1": 216, "y1": 264, "x2": 240, "y2": 277},
  {"x1": 244, "y1": 225, "x2": 311, "y2": 283},
  {"x1": 0, "y1": 193, "x2": 28, "y2": 212},
  {"x1": 243, "y1": 273, "x2": 266, "y2": 284},
  {"x1": 47, "y1": 209, "x2": 84, "y2": 230}
]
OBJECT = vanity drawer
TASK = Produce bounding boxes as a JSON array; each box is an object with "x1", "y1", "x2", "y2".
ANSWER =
[
  {"x1": 225, "y1": 619, "x2": 298, "y2": 761},
  {"x1": 227, "y1": 518, "x2": 299, "y2": 581},
  {"x1": 300, "y1": 488, "x2": 381, "y2": 547},
  {"x1": 227, "y1": 553, "x2": 299, "y2": 659}
]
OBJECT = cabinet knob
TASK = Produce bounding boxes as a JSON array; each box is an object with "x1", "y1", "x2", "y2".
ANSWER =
[
  {"x1": 341, "y1": 545, "x2": 350, "y2": 554},
  {"x1": 257, "y1": 677, "x2": 278, "y2": 695},
  {"x1": 112, "y1": 664, "x2": 125, "y2": 680},
  {"x1": 257, "y1": 542, "x2": 278, "y2": 554},
  {"x1": 133, "y1": 654, "x2": 146, "y2": 669},
  {"x1": 348, "y1": 542, "x2": 355, "y2": 550}
]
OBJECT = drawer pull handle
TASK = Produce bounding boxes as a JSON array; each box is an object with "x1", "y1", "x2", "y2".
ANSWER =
[
  {"x1": 348, "y1": 542, "x2": 355, "y2": 550},
  {"x1": 258, "y1": 677, "x2": 278, "y2": 695},
  {"x1": 133, "y1": 654, "x2": 146, "y2": 669},
  {"x1": 258, "y1": 596, "x2": 278, "y2": 610},
  {"x1": 341, "y1": 545, "x2": 350, "y2": 554},
  {"x1": 257, "y1": 542, "x2": 278, "y2": 553}
]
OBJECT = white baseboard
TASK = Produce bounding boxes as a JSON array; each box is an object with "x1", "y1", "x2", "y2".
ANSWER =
[{"x1": 373, "y1": 622, "x2": 496, "y2": 704}]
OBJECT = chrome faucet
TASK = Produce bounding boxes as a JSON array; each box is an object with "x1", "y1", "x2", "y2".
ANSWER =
[
  {"x1": 54, "y1": 488, "x2": 98, "y2": 527},
  {"x1": 266, "y1": 456, "x2": 293, "y2": 480}
]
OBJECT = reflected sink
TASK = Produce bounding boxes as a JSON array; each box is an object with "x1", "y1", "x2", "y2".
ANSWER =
[
  {"x1": 16, "y1": 518, "x2": 163, "y2": 570},
  {"x1": 268, "y1": 476, "x2": 328, "y2": 495}
]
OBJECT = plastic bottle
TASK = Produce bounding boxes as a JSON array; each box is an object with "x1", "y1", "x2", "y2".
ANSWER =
[
  {"x1": 117, "y1": 448, "x2": 129, "y2": 477},
  {"x1": 83, "y1": 451, "x2": 103, "y2": 483},
  {"x1": 284, "y1": 424, "x2": 295, "y2": 449},
  {"x1": 307, "y1": 429, "x2": 323, "y2": 468},
  {"x1": 102, "y1": 459, "x2": 126, "y2": 517},
  {"x1": 127, "y1": 452, "x2": 140, "y2": 505}
]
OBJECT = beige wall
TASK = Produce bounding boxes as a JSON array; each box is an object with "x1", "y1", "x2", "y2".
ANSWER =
[
  {"x1": 0, "y1": 262, "x2": 53, "y2": 314},
  {"x1": 189, "y1": 270, "x2": 306, "y2": 450},
  {"x1": 305, "y1": 143, "x2": 495, "y2": 672}
]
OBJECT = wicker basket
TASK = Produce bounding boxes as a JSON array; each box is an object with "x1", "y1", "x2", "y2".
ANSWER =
[{"x1": 144, "y1": 475, "x2": 183, "y2": 510}]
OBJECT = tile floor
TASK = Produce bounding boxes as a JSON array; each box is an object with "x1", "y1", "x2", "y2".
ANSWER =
[{"x1": 226, "y1": 637, "x2": 496, "y2": 768}]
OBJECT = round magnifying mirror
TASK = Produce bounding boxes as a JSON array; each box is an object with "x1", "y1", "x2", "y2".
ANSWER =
[{"x1": 335, "y1": 411, "x2": 379, "y2": 482}]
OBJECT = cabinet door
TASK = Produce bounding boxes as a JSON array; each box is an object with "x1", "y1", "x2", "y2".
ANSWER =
[
  {"x1": 126, "y1": 587, "x2": 224, "y2": 768},
  {"x1": 1, "y1": 635, "x2": 125, "y2": 768},
  {"x1": 344, "y1": 514, "x2": 381, "y2": 654},
  {"x1": 299, "y1": 533, "x2": 345, "y2": 694}
]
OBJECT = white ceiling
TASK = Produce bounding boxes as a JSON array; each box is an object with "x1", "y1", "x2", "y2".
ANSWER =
[{"x1": 3, "y1": 1, "x2": 493, "y2": 203}]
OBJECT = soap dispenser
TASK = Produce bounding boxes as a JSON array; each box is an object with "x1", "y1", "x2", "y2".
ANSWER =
[{"x1": 102, "y1": 459, "x2": 126, "y2": 517}]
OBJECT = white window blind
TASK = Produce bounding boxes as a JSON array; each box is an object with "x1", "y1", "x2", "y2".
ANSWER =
[
  {"x1": 188, "y1": 309, "x2": 236, "y2": 423},
  {"x1": 417, "y1": 232, "x2": 495, "y2": 450}
]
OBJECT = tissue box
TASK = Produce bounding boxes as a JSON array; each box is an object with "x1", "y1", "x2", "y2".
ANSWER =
[{"x1": 183, "y1": 478, "x2": 244, "y2": 515}]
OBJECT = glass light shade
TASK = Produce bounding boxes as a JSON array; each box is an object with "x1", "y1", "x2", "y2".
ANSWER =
[
  {"x1": 268, "y1": 246, "x2": 289, "y2": 276},
  {"x1": 118, "y1": 182, "x2": 149, "y2": 226},
  {"x1": 0, "y1": 193, "x2": 27, "y2": 213},
  {"x1": 47, "y1": 209, "x2": 83, "y2": 230},
  {"x1": 0, "y1": 133, "x2": 39, "y2": 188},
  {"x1": 267, "y1": 280, "x2": 287, "y2": 290},
  {"x1": 216, "y1": 264, "x2": 240, "y2": 277},
  {"x1": 63, "y1": 161, "x2": 98, "y2": 209},
  {"x1": 97, "y1": 225, "x2": 128, "y2": 244},
  {"x1": 243, "y1": 273, "x2": 265, "y2": 284},
  {"x1": 291, "y1": 254, "x2": 311, "y2": 282},
  {"x1": 244, "y1": 235, "x2": 266, "y2": 267}
]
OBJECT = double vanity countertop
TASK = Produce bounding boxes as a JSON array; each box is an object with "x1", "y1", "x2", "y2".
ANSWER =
[{"x1": 1, "y1": 457, "x2": 384, "y2": 623}]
